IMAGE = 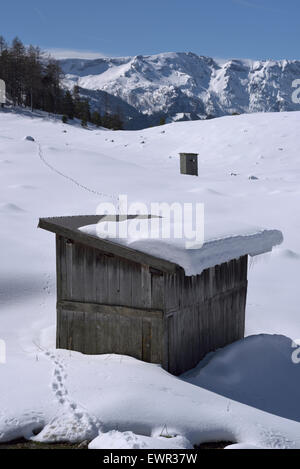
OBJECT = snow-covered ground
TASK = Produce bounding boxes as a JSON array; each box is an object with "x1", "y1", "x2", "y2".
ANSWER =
[{"x1": 1, "y1": 108, "x2": 300, "y2": 448}]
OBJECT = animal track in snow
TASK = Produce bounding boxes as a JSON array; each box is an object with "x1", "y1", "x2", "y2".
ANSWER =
[
  {"x1": 36, "y1": 141, "x2": 118, "y2": 205},
  {"x1": 0, "y1": 203, "x2": 25, "y2": 213},
  {"x1": 0, "y1": 411, "x2": 46, "y2": 442},
  {"x1": 32, "y1": 349, "x2": 102, "y2": 443}
]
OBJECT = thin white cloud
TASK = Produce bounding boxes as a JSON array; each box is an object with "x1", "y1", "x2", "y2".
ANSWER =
[{"x1": 46, "y1": 48, "x2": 108, "y2": 60}]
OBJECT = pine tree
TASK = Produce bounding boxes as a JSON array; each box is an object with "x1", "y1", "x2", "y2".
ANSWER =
[
  {"x1": 0, "y1": 36, "x2": 7, "y2": 54},
  {"x1": 91, "y1": 110, "x2": 102, "y2": 127},
  {"x1": 62, "y1": 90, "x2": 75, "y2": 119},
  {"x1": 10, "y1": 37, "x2": 26, "y2": 105},
  {"x1": 24, "y1": 45, "x2": 42, "y2": 110},
  {"x1": 42, "y1": 59, "x2": 62, "y2": 114},
  {"x1": 111, "y1": 113, "x2": 123, "y2": 130},
  {"x1": 0, "y1": 35, "x2": 66, "y2": 114},
  {"x1": 0, "y1": 35, "x2": 95, "y2": 122}
]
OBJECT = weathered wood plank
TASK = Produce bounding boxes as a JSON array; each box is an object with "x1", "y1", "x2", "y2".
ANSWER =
[
  {"x1": 107, "y1": 256, "x2": 121, "y2": 305},
  {"x1": 118, "y1": 258, "x2": 133, "y2": 307},
  {"x1": 141, "y1": 266, "x2": 152, "y2": 309},
  {"x1": 56, "y1": 235, "x2": 62, "y2": 300},
  {"x1": 142, "y1": 319, "x2": 152, "y2": 362},
  {"x1": 150, "y1": 317, "x2": 164, "y2": 364},
  {"x1": 83, "y1": 245, "x2": 96, "y2": 302},
  {"x1": 95, "y1": 252, "x2": 109, "y2": 304},
  {"x1": 58, "y1": 300, "x2": 163, "y2": 319},
  {"x1": 151, "y1": 272, "x2": 164, "y2": 310}
]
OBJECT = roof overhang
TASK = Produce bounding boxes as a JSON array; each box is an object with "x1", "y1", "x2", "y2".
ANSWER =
[{"x1": 38, "y1": 215, "x2": 178, "y2": 274}]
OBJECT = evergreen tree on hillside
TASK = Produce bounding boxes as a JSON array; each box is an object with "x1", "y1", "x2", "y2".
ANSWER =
[
  {"x1": 0, "y1": 35, "x2": 126, "y2": 129},
  {"x1": 62, "y1": 90, "x2": 75, "y2": 119},
  {"x1": 110, "y1": 113, "x2": 123, "y2": 130},
  {"x1": 10, "y1": 37, "x2": 26, "y2": 105},
  {"x1": 0, "y1": 35, "x2": 93, "y2": 119},
  {"x1": 73, "y1": 85, "x2": 81, "y2": 116},
  {"x1": 91, "y1": 110, "x2": 102, "y2": 127},
  {"x1": 0, "y1": 36, "x2": 7, "y2": 54},
  {"x1": 102, "y1": 112, "x2": 123, "y2": 130},
  {"x1": 73, "y1": 86, "x2": 91, "y2": 122},
  {"x1": 42, "y1": 59, "x2": 62, "y2": 114},
  {"x1": 24, "y1": 45, "x2": 42, "y2": 110}
]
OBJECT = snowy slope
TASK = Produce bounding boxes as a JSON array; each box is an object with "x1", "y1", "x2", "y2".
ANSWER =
[
  {"x1": 1, "y1": 108, "x2": 300, "y2": 447},
  {"x1": 60, "y1": 52, "x2": 300, "y2": 126}
]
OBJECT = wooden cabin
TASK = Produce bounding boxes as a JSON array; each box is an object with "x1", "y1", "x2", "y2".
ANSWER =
[{"x1": 39, "y1": 215, "x2": 282, "y2": 375}]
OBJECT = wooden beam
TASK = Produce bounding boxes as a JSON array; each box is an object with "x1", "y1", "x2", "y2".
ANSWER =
[
  {"x1": 39, "y1": 217, "x2": 177, "y2": 274},
  {"x1": 58, "y1": 300, "x2": 164, "y2": 320}
]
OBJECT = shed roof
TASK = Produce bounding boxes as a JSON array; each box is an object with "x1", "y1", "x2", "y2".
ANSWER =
[
  {"x1": 38, "y1": 215, "x2": 283, "y2": 276},
  {"x1": 38, "y1": 215, "x2": 178, "y2": 274}
]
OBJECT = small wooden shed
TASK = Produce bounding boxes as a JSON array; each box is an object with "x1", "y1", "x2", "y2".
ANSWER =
[
  {"x1": 180, "y1": 153, "x2": 198, "y2": 176},
  {"x1": 39, "y1": 215, "x2": 282, "y2": 375}
]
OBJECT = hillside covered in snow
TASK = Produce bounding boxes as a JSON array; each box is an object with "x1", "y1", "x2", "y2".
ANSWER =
[
  {"x1": 60, "y1": 52, "x2": 300, "y2": 128},
  {"x1": 1, "y1": 108, "x2": 300, "y2": 448}
]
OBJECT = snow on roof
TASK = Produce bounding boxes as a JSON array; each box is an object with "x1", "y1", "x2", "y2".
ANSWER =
[{"x1": 79, "y1": 217, "x2": 283, "y2": 276}]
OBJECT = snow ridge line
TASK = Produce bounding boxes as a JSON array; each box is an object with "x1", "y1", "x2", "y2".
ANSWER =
[{"x1": 36, "y1": 141, "x2": 119, "y2": 206}]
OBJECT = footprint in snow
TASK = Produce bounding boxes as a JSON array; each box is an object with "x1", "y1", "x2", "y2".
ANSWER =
[
  {"x1": 0, "y1": 159, "x2": 13, "y2": 164},
  {"x1": 0, "y1": 203, "x2": 26, "y2": 213},
  {"x1": 8, "y1": 184, "x2": 36, "y2": 190}
]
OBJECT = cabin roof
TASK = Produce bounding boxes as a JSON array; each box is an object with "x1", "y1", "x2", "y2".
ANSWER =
[
  {"x1": 38, "y1": 215, "x2": 283, "y2": 276},
  {"x1": 38, "y1": 215, "x2": 178, "y2": 273}
]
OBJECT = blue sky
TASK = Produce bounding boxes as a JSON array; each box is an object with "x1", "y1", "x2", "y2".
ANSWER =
[{"x1": 1, "y1": 0, "x2": 299, "y2": 60}]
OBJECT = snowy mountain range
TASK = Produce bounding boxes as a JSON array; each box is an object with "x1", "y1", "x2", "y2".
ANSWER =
[{"x1": 60, "y1": 52, "x2": 300, "y2": 129}]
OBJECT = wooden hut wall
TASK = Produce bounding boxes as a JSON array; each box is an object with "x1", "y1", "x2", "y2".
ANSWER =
[
  {"x1": 56, "y1": 234, "x2": 248, "y2": 375},
  {"x1": 164, "y1": 256, "x2": 248, "y2": 375},
  {"x1": 56, "y1": 235, "x2": 165, "y2": 364}
]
